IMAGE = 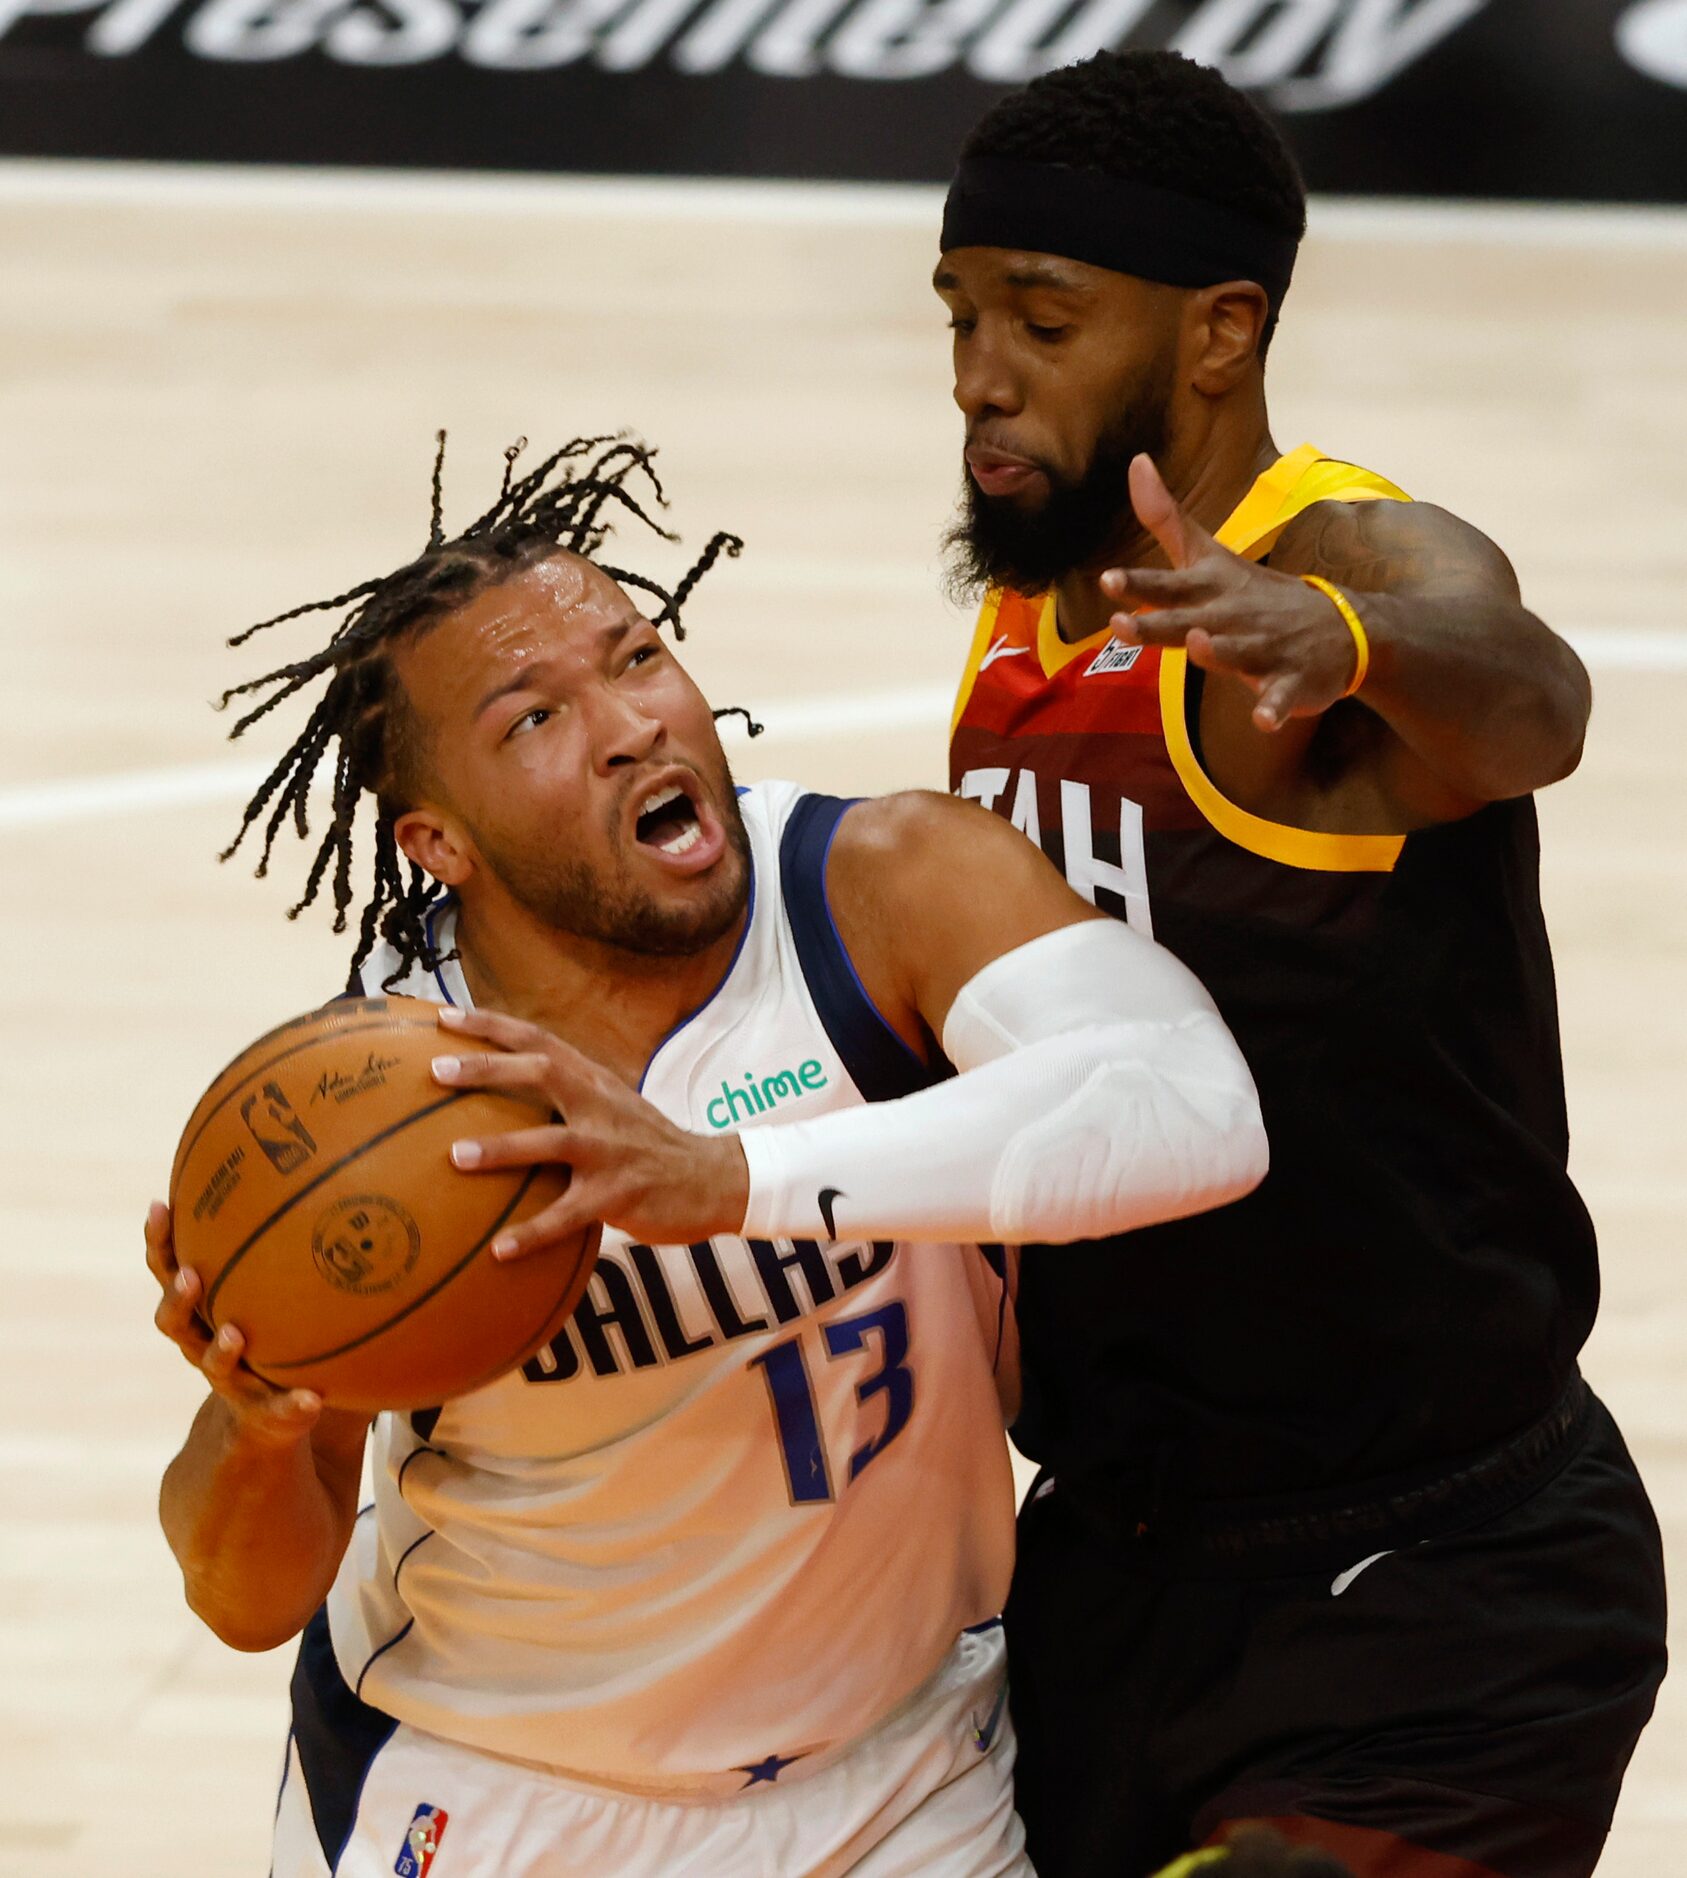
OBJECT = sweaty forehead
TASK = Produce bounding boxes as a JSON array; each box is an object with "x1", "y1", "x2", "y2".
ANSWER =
[
  {"x1": 452, "y1": 552, "x2": 627, "y2": 646},
  {"x1": 399, "y1": 553, "x2": 635, "y2": 703}
]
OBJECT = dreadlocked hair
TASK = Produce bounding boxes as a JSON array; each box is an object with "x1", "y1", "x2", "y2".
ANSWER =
[{"x1": 217, "y1": 431, "x2": 755, "y2": 990}]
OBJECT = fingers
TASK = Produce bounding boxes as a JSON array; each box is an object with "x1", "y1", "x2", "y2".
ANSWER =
[
  {"x1": 1250, "y1": 672, "x2": 1308, "y2": 733},
  {"x1": 1109, "y1": 607, "x2": 1201, "y2": 647},
  {"x1": 437, "y1": 1005, "x2": 546, "y2": 1051},
  {"x1": 201, "y1": 1321, "x2": 318, "y2": 1428},
  {"x1": 434, "y1": 1007, "x2": 597, "y2": 1109},
  {"x1": 432, "y1": 1047, "x2": 554, "y2": 1099},
  {"x1": 154, "y1": 1263, "x2": 214, "y2": 1366},
  {"x1": 201, "y1": 1320, "x2": 250, "y2": 1391},
  {"x1": 488, "y1": 1194, "x2": 601, "y2": 1261},
  {"x1": 143, "y1": 1200, "x2": 177, "y2": 1286},
  {"x1": 1126, "y1": 453, "x2": 1220, "y2": 571},
  {"x1": 1182, "y1": 628, "x2": 1278, "y2": 681},
  {"x1": 146, "y1": 1197, "x2": 314, "y2": 1420},
  {"x1": 450, "y1": 1124, "x2": 574, "y2": 1173},
  {"x1": 1100, "y1": 564, "x2": 1215, "y2": 608}
]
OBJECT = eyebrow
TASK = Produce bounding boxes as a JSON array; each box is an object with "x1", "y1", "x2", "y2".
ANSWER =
[
  {"x1": 471, "y1": 616, "x2": 641, "y2": 719},
  {"x1": 1004, "y1": 262, "x2": 1089, "y2": 293},
  {"x1": 931, "y1": 260, "x2": 1091, "y2": 296}
]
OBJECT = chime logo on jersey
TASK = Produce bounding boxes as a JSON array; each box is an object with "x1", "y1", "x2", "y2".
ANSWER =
[
  {"x1": 394, "y1": 1803, "x2": 448, "y2": 1877},
  {"x1": 704, "y1": 1059, "x2": 829, "y2": 1129}
]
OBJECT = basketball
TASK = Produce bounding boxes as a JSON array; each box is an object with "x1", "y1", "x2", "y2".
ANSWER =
[{"x1": 168, "y1": 995, "x2": 596, "y2": 1413}]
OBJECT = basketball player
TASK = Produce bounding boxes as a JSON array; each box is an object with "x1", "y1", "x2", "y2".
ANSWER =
[
  {"x1": 936, "y1": 50, "x2": 1667, "y2": 1878},
  {"x1": 146, "y1": 436, "x2": 1268, "y2": 1878}
]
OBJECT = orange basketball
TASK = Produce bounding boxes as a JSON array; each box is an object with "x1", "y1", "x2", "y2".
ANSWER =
[{"x1": 168, "y1": 995, "x2": 597, "y2": 1413}]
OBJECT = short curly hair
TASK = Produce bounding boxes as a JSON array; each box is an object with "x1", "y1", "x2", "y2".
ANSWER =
[
  {"x1": 961, "y1": 49, "x2": 1306, "y2": 350},
  {"x1": 963, "y1": 49, "x2": 1306, "y2": 236}
]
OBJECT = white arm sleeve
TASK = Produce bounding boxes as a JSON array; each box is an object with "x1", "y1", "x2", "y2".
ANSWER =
[{"x1": 738, "y1": 918, "x2": 1267, "y2": 1245}]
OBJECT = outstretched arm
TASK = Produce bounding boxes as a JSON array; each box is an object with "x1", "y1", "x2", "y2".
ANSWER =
[
  {"x1": 433, "y1": 793, "x2": 1266, "y2": 1250},
  {"x1": 738, "y1": 790, "x2": 1266, "y2": 1243},
  {"x1": 1104, "y1": 455, "x2": 1590, "y2": 827}
]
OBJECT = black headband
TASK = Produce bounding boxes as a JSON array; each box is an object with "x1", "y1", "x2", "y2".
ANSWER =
[{"x1": 940, "y1": 155, "x2": 1300, "y2": 313}]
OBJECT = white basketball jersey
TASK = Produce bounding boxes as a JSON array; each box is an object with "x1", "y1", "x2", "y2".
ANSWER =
[{"x1": 308, "y1": 782, "x2": 1016, "y2": 1799}]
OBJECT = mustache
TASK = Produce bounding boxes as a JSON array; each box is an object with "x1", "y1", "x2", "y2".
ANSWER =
[{"x1": 947, "y1": 374, "x2": 1173, "y2": 596}]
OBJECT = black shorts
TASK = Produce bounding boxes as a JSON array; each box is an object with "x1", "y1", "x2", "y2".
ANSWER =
[{"x1": 1003, "y1": 1383, "x2": 1667, "y2": 1878}]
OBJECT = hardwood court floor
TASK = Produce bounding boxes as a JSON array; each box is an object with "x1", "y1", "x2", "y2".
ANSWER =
[{"x1": 0, "y1": 165, "x2": 1682, "y2": 1876}]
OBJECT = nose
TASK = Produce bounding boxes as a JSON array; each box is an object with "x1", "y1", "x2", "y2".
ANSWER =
[
  {"x1": 586, "y1": 681, "x2": 664, "y2": 776},
  {"x1": 953, "y1": 326, "x2": 1023, "y2": 424}
]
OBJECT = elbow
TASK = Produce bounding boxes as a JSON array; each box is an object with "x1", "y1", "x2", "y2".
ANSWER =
[
  {"x1": 1543, "y1": 713, "x2": 1587, "y2": 788},
  {"x1": 1224, "y1": 1101, "x2": 1271, "y2": 1205},
  {"x1": 1523, "y1": 639, "x2": 1592, "y2": 792},
  {"x1": 1202, "y1": 1079, "x2": 1269, "y2": 1210},
  {"x1": 183, "y1": 1579, "x2": 308, "y2": 1655}
]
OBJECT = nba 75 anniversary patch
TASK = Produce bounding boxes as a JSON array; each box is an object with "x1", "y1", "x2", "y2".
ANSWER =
[{"x1": 394, "y1": 1803, "x2": 448, "y2": 1876}]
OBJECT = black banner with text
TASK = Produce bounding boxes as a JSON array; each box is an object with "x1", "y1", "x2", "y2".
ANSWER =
[{"x1": 4, "y1": 0, "x2": 1686, "y2": 198}]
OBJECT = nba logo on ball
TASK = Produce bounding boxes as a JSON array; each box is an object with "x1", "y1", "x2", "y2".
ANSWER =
[{"x1": 394, "y1": 1803, "x2": 448, "y2": 1876}]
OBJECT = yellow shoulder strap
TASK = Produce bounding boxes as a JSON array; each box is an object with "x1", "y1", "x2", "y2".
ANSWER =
[
  {"x1": 950, "y1": 589, "x2": 1005, "y2": 738},
  {"x1": 1218, "y1": 441, "x2": 1409, "y2": 563},
  {"x1": 1149, "y1": 1851, "x2": 1229, "y2": 1878},
  {"x1": 1161, "y1": 444, "x2": 1412, "y2": 873}
]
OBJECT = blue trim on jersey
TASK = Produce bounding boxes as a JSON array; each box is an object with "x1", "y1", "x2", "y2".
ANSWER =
[
  {"x1": 289, "y1": 1608, "x2": 400, "y2": 1871},
  {"x1": 396, "y1": 1443, "x2": 443, "y2": 1496},
  {"x1": 637, "y1": 857, "x2": 759, "y2": 1096},
  {"x1": 270, "y1": 1726, "x2": 293, "y2": 1877},
  {"x1": 423, "y1": 899, "x2": 456, "y2": 1006},
  {"x1": 778, "y1": 794, "x2": 942, "y2": 1104},
  {"x1": 354, "y1": 1617, "x2": 416, "y2": 1701},
  {"x1": 391, "y1": 1529, "x2": 435, "y2": 1596}
]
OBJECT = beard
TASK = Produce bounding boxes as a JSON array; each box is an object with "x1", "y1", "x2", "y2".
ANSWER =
[
  {"x1": 944, "y1": 366, "x2": 1174, "y2": 599},
  {"x1": 478, "y1": 759, "x2": 753, "y2": 959}
]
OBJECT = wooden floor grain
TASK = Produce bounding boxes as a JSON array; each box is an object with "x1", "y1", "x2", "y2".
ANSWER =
[{"x1": 0, "y1": 166, "x2": 1680, "y2": 1876}]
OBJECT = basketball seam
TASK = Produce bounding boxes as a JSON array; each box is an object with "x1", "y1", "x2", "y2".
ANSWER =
[
  {"x1": 251, "y1": 1163, "x2": 551, "y2": 1370},
  {"x1": 174, "y1": 1008, "x2": 438, "y2": 1182},
  {"x1": 444, "y1": 1231, "x2": 601, "y2": 1399},
  {"x1": 201, "y1": 1089, "x2": 470, "y2": 1320}
]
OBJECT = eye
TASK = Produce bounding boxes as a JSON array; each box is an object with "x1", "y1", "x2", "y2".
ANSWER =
[
  {"x1": 628, "y1": 643, "x2": 662, "y2": 669},
  {"x1": 1026, "y1": 323, "x2": 1067, "y2": 343},
  {"x1": 505, "y1": 707, "x2": 551, "y2": 740},
  {"x1": 946, "y1": 315, "x2": 976, "y2": 338}
]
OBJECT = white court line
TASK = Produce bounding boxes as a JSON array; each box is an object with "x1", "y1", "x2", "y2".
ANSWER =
[
  {"x1": 0, "y1": 686, "x2": 955, "y2": 831},
  {"x1": 3, "y1": 157, "x2": 1687, "y2": 250},
  {"x1": 3, "y1": 635, "x2": 1684, "y2": 832}
]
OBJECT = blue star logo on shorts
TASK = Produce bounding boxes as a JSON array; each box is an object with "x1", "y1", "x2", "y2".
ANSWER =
[{"x1": 735, "y1": 1750, "x2": 806, "y2": 1787}]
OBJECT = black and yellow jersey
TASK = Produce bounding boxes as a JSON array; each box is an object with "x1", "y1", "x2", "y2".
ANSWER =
[{"x1": 950, "y1": 444, "x2": 1598, "y2": 1506}]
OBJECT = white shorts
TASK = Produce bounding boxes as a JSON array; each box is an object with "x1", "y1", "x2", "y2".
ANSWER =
[{"x1": 271, "y1": 1623, "x2": 1030, "y2": 1878}]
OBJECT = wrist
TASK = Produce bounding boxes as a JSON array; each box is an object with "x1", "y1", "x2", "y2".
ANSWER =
[
  {"x1": 700, "y1": 1135, "x2": 751, "y2": 1237},
  {"x1": 1300, "y1": 574, "x2": 1373, "y2": 699}
]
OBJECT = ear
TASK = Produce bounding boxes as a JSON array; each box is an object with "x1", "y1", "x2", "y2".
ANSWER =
[
  {"x1": 1186, "y1": 282, "x2": 1271, "y2": 396},
  {"x1": 392, "y1": 805, "x2": 476, "y2": 890}
]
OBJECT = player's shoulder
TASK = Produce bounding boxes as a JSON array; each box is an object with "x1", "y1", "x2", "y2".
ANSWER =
[
  {"x1": 826, "y1": 791, "x2": 1047, "y2": 914},
  {"x1": 1270, "y1": 493, "x2": 1519, "y2": 596}
]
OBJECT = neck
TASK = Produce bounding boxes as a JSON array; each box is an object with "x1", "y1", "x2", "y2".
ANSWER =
[
  {"x1": 450, "y1": 892, "x2": 749, "y2": 1088},
  {"x1": 1053, "y1": 419, "x2": 1280, "y2": 646}
]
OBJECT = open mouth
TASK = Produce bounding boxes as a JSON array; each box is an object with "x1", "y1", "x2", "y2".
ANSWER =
[{"x1": 634, "y1": 781, "x2": 704, "y2": 857}]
